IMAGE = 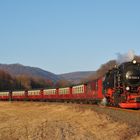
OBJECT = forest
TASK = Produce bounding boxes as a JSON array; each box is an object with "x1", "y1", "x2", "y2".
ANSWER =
[{"x1": 0, "y1": 70, "x2": 71, "y2": 91}]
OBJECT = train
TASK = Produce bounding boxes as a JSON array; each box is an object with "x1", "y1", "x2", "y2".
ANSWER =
[{"x1": 0, "y1": 59, "x2": 140, "y2": 109}]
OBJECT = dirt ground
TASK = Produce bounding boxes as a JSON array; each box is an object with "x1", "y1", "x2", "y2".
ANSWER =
[{"x1": 0, "y1": 102, "x2": 139, "y2": 140}]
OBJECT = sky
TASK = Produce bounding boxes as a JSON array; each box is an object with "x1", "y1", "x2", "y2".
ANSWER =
[{"x1": 0, "y1": 0, "x2": 140, "y2": 74}]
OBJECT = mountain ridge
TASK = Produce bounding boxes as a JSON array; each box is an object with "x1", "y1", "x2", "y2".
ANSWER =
[
  {"x1": 0, "y1": 64, "x2": 95, "y2": 84},
  {"x1": 0, "y1": 63, "x2": 60, "y2": 82},
  {"x1": 59, "y1": 71, "x2": 96, "y2": 84}
]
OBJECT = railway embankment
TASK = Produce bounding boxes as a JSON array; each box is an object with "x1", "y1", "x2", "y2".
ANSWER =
[{"x1": 0, "y1": 102, "x2": 139, "y2": 140}]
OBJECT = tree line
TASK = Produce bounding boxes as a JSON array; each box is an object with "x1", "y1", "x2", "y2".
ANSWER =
[
  {"x1": 82, "y1": 55, "x2": 140, "y2": 83},
  {"x1": 0, "y1": 70, "x2": 71, "y2": 91}
]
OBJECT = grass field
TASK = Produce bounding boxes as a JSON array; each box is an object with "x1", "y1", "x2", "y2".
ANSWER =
[{"x1": 0, "y1": 102, "x2": 139, "y2": 140}]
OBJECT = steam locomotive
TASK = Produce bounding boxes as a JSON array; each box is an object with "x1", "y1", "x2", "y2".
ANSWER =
[
  {"x1": 0, "y1": 60, "x2": 140, "y2": 109},
  {"x1": 103, "y1": 59, "x2": 140, "y2": 108}
]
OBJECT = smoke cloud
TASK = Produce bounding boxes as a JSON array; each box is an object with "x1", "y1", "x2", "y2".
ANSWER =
[
  {"x1": 116, "y1": 50, "x2": 135, "y2": 64},
  {"x1": 100, "y1": 97, "x2": 108, "y2": 106}
]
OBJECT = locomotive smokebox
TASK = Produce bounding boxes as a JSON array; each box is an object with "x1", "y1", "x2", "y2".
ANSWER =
[{"x1": 122, "y1": 61, "x2": 140, "y2": 86}]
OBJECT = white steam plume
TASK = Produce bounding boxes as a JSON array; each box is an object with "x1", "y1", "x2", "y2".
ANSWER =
[
  {"x1": 116, "y1": 50, "x2": 135, "y2": 64},
  {"x1": 100, "y1": 97, "x2": 108, "y2": 106}
]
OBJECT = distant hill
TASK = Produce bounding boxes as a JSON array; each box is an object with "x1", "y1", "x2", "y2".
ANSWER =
[
  {"x1": 0, "y1": 64, "x2": 96, "y2": 84},
  {"x1": 0, "y1": 64, "x2": 60, "y2": 82},
  {"x1": 59, "y1": 71, "x2": 96, "y2": 84}
]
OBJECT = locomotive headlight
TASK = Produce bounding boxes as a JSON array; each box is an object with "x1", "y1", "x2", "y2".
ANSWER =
[
  {"x1": 126, "y1": 86, "x2": 130, "y2": 91},
  {"x1": 132, "y1": 60, "x2": 137, "y2": 64}
]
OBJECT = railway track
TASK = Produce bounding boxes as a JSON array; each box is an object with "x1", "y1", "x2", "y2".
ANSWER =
[
  {"x1": 2, "y1": 100, "x2": 140, "y2": 113},
  {"x1": 99, "y1": 105, "x2": 140, "y2": 113},
  {"x1": 70, "y1": 102, "x2": 140, "y2": 113}
]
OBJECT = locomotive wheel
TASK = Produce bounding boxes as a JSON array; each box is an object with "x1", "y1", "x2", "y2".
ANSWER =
[{"x1": 113, "y1": 93, "x2": 121, "y2": 107}]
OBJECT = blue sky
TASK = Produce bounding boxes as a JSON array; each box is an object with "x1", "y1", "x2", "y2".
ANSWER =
[{"x1": 0, "y1": 0, "x2": 140, "y2": 74}]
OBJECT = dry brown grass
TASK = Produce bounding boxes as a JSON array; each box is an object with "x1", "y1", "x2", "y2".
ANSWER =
[{"x1": 0, "y1": 102, "x2": 139, "y2": 140}]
